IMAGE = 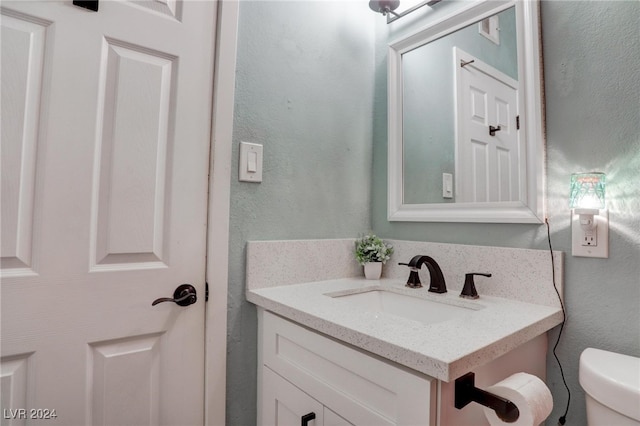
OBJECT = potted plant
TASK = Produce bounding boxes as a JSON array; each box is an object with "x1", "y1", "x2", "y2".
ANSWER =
[{"x1": 355, "y1": 233, "x2": 394, "y2": 280}]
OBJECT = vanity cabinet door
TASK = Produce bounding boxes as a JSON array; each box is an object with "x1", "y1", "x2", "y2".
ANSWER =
[
  {"x1": 258, "y1": 309, "x2": 436, "y2": 426},
  {"x1": 324, "y1": 407, "x2": 354, "y2": 426},
  {"x1": 262, "y1": 367, "x2": 324, "y2": 426}
]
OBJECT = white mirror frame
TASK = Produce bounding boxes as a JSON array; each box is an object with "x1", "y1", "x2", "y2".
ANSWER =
[{"x1": 388, "y1": 0, "x2": 545, "y2": 223}]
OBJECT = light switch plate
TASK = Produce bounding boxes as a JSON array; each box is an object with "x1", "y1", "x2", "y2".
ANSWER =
[
  {"x1": 442, "y1": 173, "x2": 453, "y2": 199},
  {"x1": 239, "y1": 142, "x2": 263, "y2": 183},
  {"x1": 572, "y1": 209, "x2": 608, "y2": 258}
]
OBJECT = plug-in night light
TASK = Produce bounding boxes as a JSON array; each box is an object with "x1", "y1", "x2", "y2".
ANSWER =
[
  {"x1": 570, "y1": 172, "x2": 608, "y2": 258},
  {"x1": 569, "y1": 172, "x2": 606, "y2": 209}
]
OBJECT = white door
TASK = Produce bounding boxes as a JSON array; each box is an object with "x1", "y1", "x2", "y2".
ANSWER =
[
  {"x1": 1, "y1": 1, "x2": 217, "y2": 424},
  {"x1": 454, "y1": 47, "x2": 522, "y2": 203}
]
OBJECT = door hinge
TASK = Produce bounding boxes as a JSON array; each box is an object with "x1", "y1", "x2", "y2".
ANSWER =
[
  {"x1": 516, "y1": 115, "x2": 520, "y2": 130},
  {"x1": 205, "y1": 282, "x2": 209, "y2": 302}
]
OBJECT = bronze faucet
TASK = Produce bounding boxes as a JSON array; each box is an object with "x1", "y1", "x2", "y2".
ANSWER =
[{"x1": 398, "y1": 255, "x2": 447, "y2": 293}]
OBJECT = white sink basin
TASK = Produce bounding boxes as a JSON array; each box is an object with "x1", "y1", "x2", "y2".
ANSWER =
[{"x1": 332, "y1": 289, "x2": 479, "y2": 326}]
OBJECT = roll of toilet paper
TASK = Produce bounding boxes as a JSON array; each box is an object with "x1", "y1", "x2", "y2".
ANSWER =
[{"x1": 483, "y1": 373, "x2": 553, "y2": 426}]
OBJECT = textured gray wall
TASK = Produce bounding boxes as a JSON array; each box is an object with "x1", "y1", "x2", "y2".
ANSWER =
[
  {"x1": 228, "y1": 1, "x2": 639, "y2": 425},
  {"x1": 227, "y1": 2, "x2": 375, "y2": 425},
  {"x1": 372, "y1": 1, "x2": 640, "y2": 425}
]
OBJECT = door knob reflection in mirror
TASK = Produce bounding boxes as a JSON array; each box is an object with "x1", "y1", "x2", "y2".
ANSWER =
[
  {"x1": 489, "y1": 125, "x2": 502, "y2": 136},
  {"x1": 152, "y1": 284, "x2": 197, "y2": 306}
]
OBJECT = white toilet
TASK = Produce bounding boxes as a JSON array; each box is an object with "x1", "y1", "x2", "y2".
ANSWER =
[{"x1": 579, "y1": 348, "x2": 640, "y2": 425}]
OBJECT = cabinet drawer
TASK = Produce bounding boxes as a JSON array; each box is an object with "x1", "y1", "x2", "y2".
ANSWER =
[{"x1": 260, "y1": 309, "x2": 436, "y2": 426}]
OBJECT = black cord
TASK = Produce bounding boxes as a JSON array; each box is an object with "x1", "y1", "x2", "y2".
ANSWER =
[{"x1": 545, "y1": 217, "x2": 571, "y2": 425}]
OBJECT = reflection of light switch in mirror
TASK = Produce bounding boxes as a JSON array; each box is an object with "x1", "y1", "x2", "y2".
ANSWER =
[
  {"x1": 239, "y1": 142, "x2": 263, "y2": 183},
  {"x1": 442, "y1": 173, "x2": 453, "y2": 199}
]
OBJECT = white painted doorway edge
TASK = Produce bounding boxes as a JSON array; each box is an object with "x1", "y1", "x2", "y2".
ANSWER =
[{"x1": 206, "y1": 1, "x2": 239, "y2": 425}]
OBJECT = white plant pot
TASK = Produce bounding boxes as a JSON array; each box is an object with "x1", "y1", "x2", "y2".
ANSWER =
[{"x1": 364, "y1": 262, "x2": 382, "y2": 280}]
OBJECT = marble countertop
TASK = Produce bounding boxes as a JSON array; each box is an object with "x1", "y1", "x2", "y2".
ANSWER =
[{"x1": 247, "y1": 277, "x2": 563, "y2": 382}]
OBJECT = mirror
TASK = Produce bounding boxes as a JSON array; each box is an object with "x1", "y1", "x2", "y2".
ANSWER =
[{"x1": 388, "y1": 0, "x2": 545, "y2": 223}]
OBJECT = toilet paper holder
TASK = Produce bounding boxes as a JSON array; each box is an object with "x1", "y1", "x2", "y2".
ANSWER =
[{"x1": 454, "y1": 372, "x2": 520, "y2": 423}]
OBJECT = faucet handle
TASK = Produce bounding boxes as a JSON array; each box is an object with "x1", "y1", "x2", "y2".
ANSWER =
[
  {"x1": 469, "y1": 272, "x2": 492, "y2": 278},
  {"x1": 399, "y1": 262, "x2": 422, "y2": 288},
  {"x1": 460, "y1": 273, "x2": 492, "y2": 299},
  {"x1": 398, "y1": 261, "x2": 419, "y2": 271}
]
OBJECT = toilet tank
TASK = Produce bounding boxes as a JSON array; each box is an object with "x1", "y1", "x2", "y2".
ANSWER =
[{"x1": 579, "y1": 348, "x2": 640, "y2": 425}]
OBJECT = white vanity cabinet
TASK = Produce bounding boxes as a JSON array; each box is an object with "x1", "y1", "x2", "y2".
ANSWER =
[
  {"x1": 248, "y1": 242, "x2": 561, "y2": 425},
  {"x1": 258, "y1": 309, "x2": 437, "y2": 426},
  {"x1": 257, "y1": 307, "x2": 549, "y2": 426}
]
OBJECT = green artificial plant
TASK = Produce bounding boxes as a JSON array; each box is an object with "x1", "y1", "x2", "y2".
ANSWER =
[{"x1": 354, "y1": 234, "x2": 394, "y2": 265}]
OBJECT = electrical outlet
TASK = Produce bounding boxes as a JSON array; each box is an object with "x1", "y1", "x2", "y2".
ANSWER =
[
  {"x1": 572, "y1": 210, "x2": 608, "y2": 258},
  {"x1": 581, "y1": 230, "x2": 597, "y2": 246}
]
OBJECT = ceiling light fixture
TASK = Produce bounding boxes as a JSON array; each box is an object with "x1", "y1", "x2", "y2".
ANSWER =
[{"x1": 369, "y1": 0, "x2": 442, "y2": 24}]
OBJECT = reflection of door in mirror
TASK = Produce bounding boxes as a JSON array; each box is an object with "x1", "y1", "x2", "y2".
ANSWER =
[
  {"x1": 454, "y1": 47, "x2": 521, "y2": 203},
  {"x1": 401, "y1": 6, "x2": 517, "y2": 205}
]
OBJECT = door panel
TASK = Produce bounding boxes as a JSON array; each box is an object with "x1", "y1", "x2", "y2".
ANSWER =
[
  {"x1": 0, "y1": 10, "x2": 50, "y2": 276},
  {"x1": 92, "y1": 38, "x2": 176, "y2": 269},
  {"x1": 1, "y1": 352, "x2": 33, "y2": 422},
  {"x1": 88, "y1": 333, "x2": 163, "y2": 425},
  {"x1": 1, "y1": 1, "x2": 217, "y2": 424},
  {"x1": 455, "y1": 48, "x2": 520, "y2": 203}
]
